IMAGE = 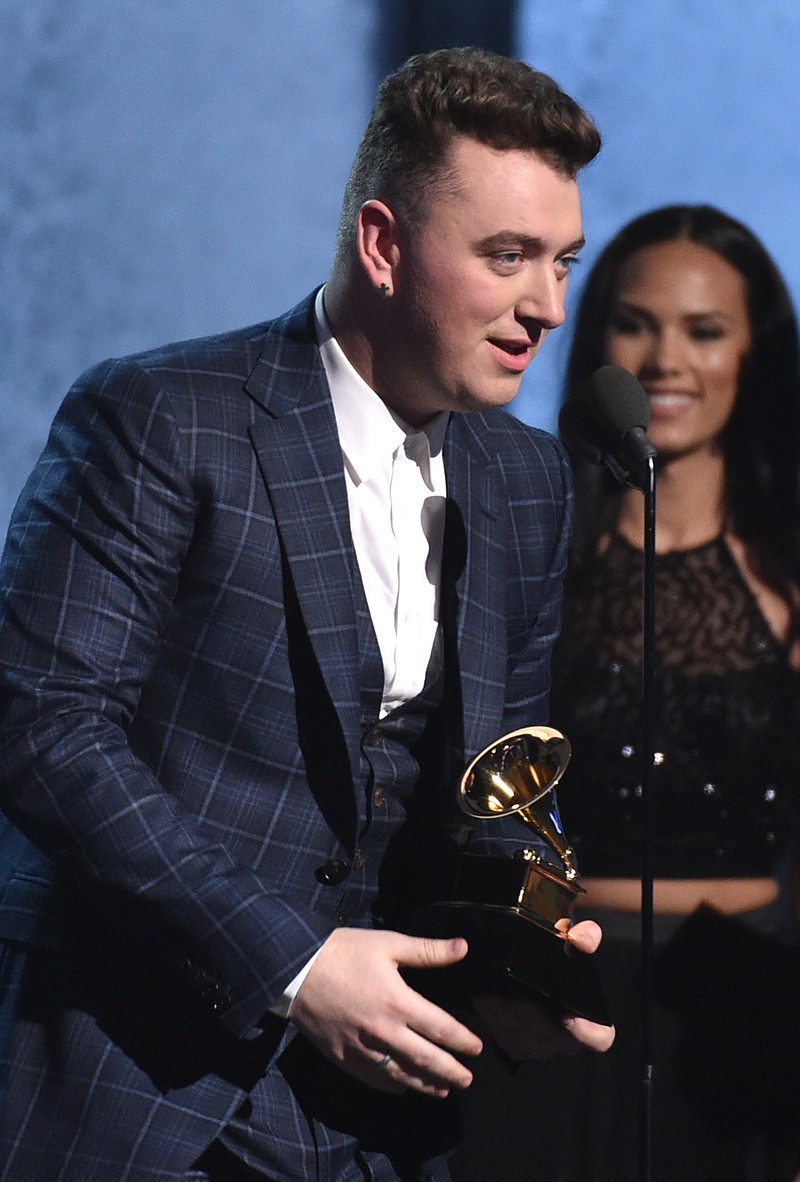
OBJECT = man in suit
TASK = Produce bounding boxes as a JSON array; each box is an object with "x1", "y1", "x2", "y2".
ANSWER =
[{"x1": 0, "y1": 47, "x2": 612, "y2": 1181}]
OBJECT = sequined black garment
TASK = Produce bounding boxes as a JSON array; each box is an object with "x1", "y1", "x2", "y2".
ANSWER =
[{"x1": 551, "y1": 534, "x2": 800, "y2": 877}]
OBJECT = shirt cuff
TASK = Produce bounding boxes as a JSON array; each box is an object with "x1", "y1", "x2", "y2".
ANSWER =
[{"x1": 267, "y1": 945, "x2": 325, "y2": 1019}]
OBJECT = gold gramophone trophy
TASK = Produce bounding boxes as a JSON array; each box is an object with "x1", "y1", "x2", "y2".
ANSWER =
[{"x1": 411, "y1": 725, "x2": 609, "y2": 1024}]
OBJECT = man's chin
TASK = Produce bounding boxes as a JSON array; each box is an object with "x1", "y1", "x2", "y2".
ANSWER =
[{"x1": 457, "y1": 378, "x2": 523, "y2": 415}]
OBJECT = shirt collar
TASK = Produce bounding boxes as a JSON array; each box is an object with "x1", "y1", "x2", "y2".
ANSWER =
[{"x1": 314, "y1": 287, "x2": 448, "y2": 489}]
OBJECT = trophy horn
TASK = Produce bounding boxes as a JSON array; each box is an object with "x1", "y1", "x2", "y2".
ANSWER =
[
  {"x1": 407, "y1": 724, "x2": 608, "y2": 1025},
  {"x1": 458, "y1": 725, "x2": 580, "y2": 882}
]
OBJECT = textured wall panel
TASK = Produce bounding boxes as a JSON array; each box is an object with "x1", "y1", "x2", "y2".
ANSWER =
[
  {"x1": 1, "y1": 0, "x2": 376, "y2": 535},
  {"x1": 513, "y1": 0, "x2": 800, "y2": 433}
]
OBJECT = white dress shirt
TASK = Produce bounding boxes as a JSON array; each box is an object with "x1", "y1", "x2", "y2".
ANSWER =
[{"x1": 315, "y1": 286, "x2": 449, "y2": 717}]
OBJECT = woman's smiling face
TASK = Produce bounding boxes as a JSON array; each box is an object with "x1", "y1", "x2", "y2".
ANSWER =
[{"x1": 604, "y1": 238, "x2": 752, "y2": 459}]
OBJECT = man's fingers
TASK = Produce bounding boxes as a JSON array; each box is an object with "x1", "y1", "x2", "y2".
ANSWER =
[
  {"x1": 471, "y1": 989, "x2": 615, "y2": 1061},
  {"x1": 400, "y1": 934, "x2": 470, "y2": 970},
  {"x1": 363, "y1": 1054, "x2": 409, "y2": 1095},
  {"x1": 291, "y1": 927, "x2": 483, "y2": 1097},
  {"x1": 402, "y1": 991, "x2": 483, "y2": 1063},
  {"x1": 471, "y1": 993, "x2": 571, "y2": 1060},
  {"x1": 562, "y1": 918, "x2": 602, "y2": 954},
  {"x1": 562, "y1": 1014, "x2": 616, "y2": 1052},
  {"x1": 377, "y1": 1037, "x2": 474, "y2": 1097}
]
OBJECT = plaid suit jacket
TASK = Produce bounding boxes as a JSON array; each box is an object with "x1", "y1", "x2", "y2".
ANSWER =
[{"x1": 0, "y1": 292, "x2": 573, "y2": 1179}]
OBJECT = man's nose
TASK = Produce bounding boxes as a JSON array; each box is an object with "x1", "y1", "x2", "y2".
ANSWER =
[{"x1": 515, "y1": 269, "x2": 566, "y2": 331}]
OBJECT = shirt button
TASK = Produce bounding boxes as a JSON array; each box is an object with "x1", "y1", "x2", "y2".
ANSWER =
[
  {"x1": 373, "y1": 788, "x2": 385, "y2": 807},
  {"x1": 364, "y1": 727, "x2": 384, "y2": 747},
  {"x1": 315, "y1": 859, "x2": 351, "y2": 885}
]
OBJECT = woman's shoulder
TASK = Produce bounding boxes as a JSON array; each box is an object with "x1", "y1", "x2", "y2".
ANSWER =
[{"x1": 724, "y1": 534, "x2": 800, "y2": 667}]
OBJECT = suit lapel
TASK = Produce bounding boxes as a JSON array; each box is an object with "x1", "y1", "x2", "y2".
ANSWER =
[
  {"x1": 244, "y1": 296, "x2": 364, "y2": 782},
  {"x1": 442, "y1": 416, "x2": 508, "y2": 764},
  {"x1": 242, "y1": 297, "x2": 509, "y2": 778}
]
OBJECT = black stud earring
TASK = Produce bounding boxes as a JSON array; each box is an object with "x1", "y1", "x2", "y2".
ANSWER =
[{"x1": 378, "y1": 283, "x2": 391, "y2": 298}]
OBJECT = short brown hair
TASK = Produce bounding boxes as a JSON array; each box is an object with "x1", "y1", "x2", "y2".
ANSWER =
[{"x1": 335, "y1": 46, "x2": 601, "y2": 255}]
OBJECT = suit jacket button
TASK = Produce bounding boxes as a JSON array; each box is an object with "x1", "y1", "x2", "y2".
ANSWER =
[{"x1": 315, "y1": 859, "x2": 351, "y2": 885}]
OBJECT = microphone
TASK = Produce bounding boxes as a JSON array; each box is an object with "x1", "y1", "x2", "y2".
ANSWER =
[{"x1": 559, "y1": 365, "x2": 658, "y2": 489}]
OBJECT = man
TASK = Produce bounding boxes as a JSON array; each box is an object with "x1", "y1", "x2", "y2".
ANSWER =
[{"x1": 0, "y1": 47, "x2": 612, "y2": 1182}]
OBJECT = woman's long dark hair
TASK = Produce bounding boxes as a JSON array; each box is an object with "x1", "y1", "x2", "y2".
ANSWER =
[{"x1": 562, "y1": 204, "x2": 800, "y2": 601}]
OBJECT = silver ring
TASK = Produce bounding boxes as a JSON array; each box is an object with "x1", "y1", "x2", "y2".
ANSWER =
[{"x1": 378, "y1": 1052, "x2": 393, "y2": 1069}]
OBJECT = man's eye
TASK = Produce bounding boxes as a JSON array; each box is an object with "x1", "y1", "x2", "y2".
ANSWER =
[
  {"x1": 493, "y1": 252, "x2": 523, "y2": 267},
  {"x1": 554, "y1": 254, "x2": 580, "y2": 279}
]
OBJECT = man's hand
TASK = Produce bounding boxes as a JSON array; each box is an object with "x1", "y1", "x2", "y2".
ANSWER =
[
  {"x1": 288, "y1": 928, "x2": 483, "y2": 1097},
  {"x1": 470, "y1": 919, "x2": 616, "y2": 1061}
]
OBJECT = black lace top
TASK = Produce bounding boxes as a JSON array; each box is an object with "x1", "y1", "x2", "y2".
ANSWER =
[{"x1": 550, "y1": 534, "x2": 800, "y2": 878}]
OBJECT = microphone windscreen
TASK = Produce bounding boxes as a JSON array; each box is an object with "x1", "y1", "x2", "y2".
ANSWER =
[
  {"x1": 587, "y1": 364, "x2": 650, "y2": 434},
  {"x1": 559, "y1": 365, "x2": 656, "y2": 488},
  {"x1": 570, "y1": 365, "x2": 650, "y2": 448}
]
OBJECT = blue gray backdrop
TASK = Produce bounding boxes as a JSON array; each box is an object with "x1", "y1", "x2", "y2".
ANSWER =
[{"x1": 3, "y1": 0, "x2": 800, "y2": 538}]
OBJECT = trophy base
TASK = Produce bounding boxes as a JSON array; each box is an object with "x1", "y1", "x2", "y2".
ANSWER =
[{"x1": 408, "y1": 900, "x2": 610, "y2": 1026}]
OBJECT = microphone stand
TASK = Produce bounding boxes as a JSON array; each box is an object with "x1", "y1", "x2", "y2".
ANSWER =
[
  {"x1": 559, "y1": 372, "x2": 659, "y2": 1180},
  {"x1": 639, "y1": 455, "x2": 657, "y2": 1182}
]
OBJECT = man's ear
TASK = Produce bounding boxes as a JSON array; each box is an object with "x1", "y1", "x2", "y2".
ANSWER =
[{"x1": 356, "y1": 200, "x2": 401, "y2": 295}]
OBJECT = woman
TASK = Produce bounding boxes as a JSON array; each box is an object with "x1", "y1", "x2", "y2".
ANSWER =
[
  {"x1": 452, "y1": 205, "x2": 800, "y2": 1182},
  {"x1": 558, "y1": 204, "x2": 800, "y2": 1181}
]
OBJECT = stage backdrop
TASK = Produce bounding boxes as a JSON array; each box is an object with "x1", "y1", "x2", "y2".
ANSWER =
[
  {"x1": 3, "y1": 0, "x2": 800, "y2": 538},
  {"x1": 1, "y1": 1, "x2": 378, "y2": 537}
]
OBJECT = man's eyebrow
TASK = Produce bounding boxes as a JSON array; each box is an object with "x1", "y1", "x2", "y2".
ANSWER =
[{"x1": 477, "y1": 232, "x2": 586, "y2": 254}]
